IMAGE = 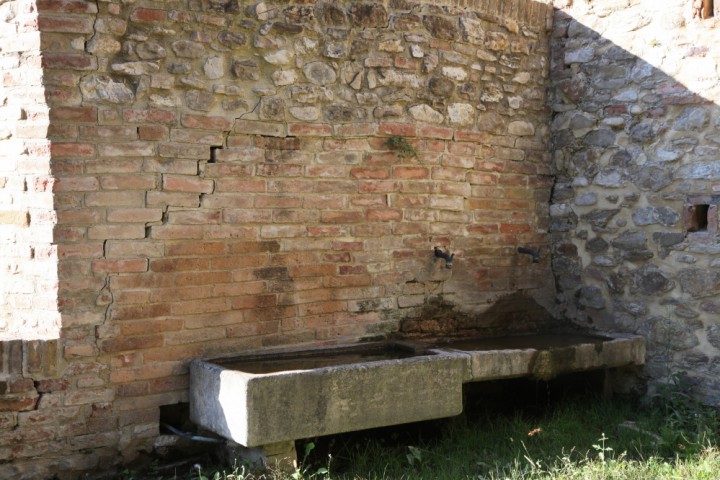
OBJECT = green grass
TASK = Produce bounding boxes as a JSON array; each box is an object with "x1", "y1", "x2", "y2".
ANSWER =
[{"x1": 130, "y1": 385, "x2": 720, "y2": 480}]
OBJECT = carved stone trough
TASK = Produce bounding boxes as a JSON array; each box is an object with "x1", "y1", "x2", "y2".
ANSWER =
[
  {"x1": 427, "y1": 330, "x2": 646, "y2": 382},
  {"x1": 189, "y1": 342, "x2": 466, "y2": 453},
  {"x1": 189, "y1": 331, "x2": 645, "y2": 465}
]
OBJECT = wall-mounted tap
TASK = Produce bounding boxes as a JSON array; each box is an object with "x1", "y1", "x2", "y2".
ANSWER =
[
  {"x1": 434, "y1": 247, "x2": 454, "y2": 269},
  {"x1": 517, "y1": 246, "x2": 540, "y2": 263}
]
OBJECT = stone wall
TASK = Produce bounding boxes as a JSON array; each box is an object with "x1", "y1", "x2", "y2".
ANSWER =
[
  {"x1": 550, "y1": 0, "x2": 720, "y2": 402},
  {"x1": 1, "y1": 0, "x2": 554, "y2": 476}
]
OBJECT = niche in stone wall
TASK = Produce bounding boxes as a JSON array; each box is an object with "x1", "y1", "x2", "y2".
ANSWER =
[{"x1": 684, "y1": 195, "x2": 719, "y2": 236}]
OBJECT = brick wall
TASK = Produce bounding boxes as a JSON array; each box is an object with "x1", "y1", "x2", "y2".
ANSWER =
[
  {"x1": 0, "y1": 0, "x2": 59, "y2": 341},
  {"x1": 1, "y1": 0, "x2": 554, "y2": 476}
]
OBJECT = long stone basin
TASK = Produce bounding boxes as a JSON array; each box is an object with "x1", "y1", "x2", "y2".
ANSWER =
[
  {"x1": 189, "y1": 331, "x2": 645, "y2": 453},
  {"x1": 189, "y1": 341, "x2": 466, "y2": 448},
  {"x1": 427, "y1": 331, "x2": 646, "y2": 382}
]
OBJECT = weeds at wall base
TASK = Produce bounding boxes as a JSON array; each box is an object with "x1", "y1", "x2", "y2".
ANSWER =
[{"x1": 120, "y1": 390, "x2": 720, "y2": 480}]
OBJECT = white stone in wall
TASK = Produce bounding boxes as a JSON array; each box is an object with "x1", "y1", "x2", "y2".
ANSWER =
[
  {"x1": 480, "y1": 86, "x2": 503, "y2": 103},
  {"x1": 148, "y1": 94, "x2": 180, "y2": 108},
  {"x1": 111, "y1": 61, "x2": 159, "y2": 75},
  {"x1": 86, "y1": 35, "x2": 121, "y2": 55},
  {"x1": 272, "y1": 69, "x2": 298, "y2": 86},
  {"x1": 512, "y1": 72, "x2": 532, "y2": 84},
  {"x1": 377, "y1": 69, "x2": 421, "y2": 88},
  {"x1": 508, "y1": 120, "x2": 535, "y2": 136},
  {"x1": 203, "y1": 57, "x2": 224, "y2": 80},
  {"x1": 80, "y1": 75, "x2": 134, "y2": 103},
  {"x1": 459, "y1": 17, "x2": 485, "y2": 45},
  {"x1": 550, "y1": 204, "x2": 573, "y2": 217},
  {"x1": 447, "y1": 103, "x2": 474, "y2": 125},
  {"x1": 304, "y1": 62, "x2": 337, "y2": 85},
  {"x1": 409, "y1": 104, "x2": 444, "y2": 124},
  {"x1": 289, "y1": 106, "x2": 320, "y2": 121},
  {"x1": 564, "y1": 47, "x2": 594, "y2": 63},
  {"x1": 264, "y1": 50, "x2": 294, "y2": 65},
  {"x1": 378, "y1": 39, "x2": 403, "y2": 53},
  {"x1": 441, "y1": 66, "x2": 467, "y2": 81},
  {"x1": 508, "y1": 96, "x2": 523, "y2": 109}
]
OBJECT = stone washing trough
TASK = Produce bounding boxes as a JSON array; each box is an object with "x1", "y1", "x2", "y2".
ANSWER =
[
  {"x1": 423, "y1": 330, "x2": 646, "y2": 382},
  {"x1": 189, "y1": 341, "x2": 466, "y2": 448},
  {"x1": 189, "y1": 331, "x2": 644, "y2": 459}
]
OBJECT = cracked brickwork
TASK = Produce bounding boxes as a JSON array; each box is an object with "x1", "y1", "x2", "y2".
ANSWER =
[{"x1": 0, "y1": 0, "x2": 556, "y2": 476}]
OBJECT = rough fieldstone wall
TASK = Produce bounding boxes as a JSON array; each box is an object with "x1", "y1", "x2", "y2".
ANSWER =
[
  {"x1": 550, "y1": 0, "x2": 720, "y2": 402},
  {"x1": 1, "y1": 0, "x2": 554, "y2": 476}
]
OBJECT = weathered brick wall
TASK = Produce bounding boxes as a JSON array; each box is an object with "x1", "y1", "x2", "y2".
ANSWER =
[
  {"x1": 550, "y1": 0, "x2": 720, "y2": 402},
  {"x1": 2, "y1": 0, "x2": 555, "y2": 476},
  {"x1": 0, "y1": 0, "x2": 59, "y2": 341}
]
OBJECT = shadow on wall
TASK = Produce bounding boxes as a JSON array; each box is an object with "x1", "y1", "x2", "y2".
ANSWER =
[
  {"x1": 398, "y1": 290, "x2": 560, "y2": 338},
  {"x1": 548, "y1": 3, "x2": 720, "y2": 402}
]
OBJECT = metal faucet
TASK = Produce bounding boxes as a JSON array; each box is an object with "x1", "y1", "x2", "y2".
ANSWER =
[
  {"x1": 434, "y1": 247, "x2": 454, "y2": 269},
  {"x1": 517, "y1": 246, "x2": 540, "y2": 263}
]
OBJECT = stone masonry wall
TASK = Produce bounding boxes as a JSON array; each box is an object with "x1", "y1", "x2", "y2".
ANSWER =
[
  {"x1": 550, "y1": 0, "x2": 720, "y2": 403},
  {"x1": 1, "y1": 0, "x2": 554, "y2": 476}
]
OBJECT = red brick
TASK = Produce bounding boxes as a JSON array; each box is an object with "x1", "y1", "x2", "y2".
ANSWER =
[
  {"x1": 148, "y1": 375, "x2": 188, "y2": 394},
  {"x1": 0, "y1": 394, "x2": 38, "y2": 412},
  {"x1": 181, "y1": 114, "x2": 233, "y2": 130},
  {"x1": 110, "y1": 363, "x2": 184, "y2": 383},
  {"x1": 288, "y1": 123, "x2": 332, "y2": 136},
  {"x1": 418, "y1": 125, "x2": 453, "y2": 139},
  {"x1": 367, "y1": 208, "x2": 402, "y2": 221},
  {"x1": 159, "y1": 143, "x2": 210, "y2": 159},
  {"x1": 321, "y1": 211, "x2": 364, "y2": 223},
  {"x1": 36, "y1": 0, "x2": 98, "y2": 13},
  {"x1": 150, "y1": 258, "x2": 210, "y2": 273},
  {"x1": 146, "y1": 191, "x2": 201, "y2": 208},
  {"x1": 350, "y1": 167, "x2": 390, "y2": 179},
  {"x1": 79, "y1": 125, "x2": 137, "y2": 141},
  {"x1": 233, "y1": 119, "x2": 285, "y2": 136},
  {"x1": 163, "y1": 175, "x2": 214, "y2": 193},
  {"x1": 99, "y1": 142, "x2": 155, "y2": 157},
  {"x1": 149, "y1": 225, "x2": 204, "y2": 240},
  {"x1": 42, "y1": 52, "x2": 96, "y2": 70},
  {"x1": 212, "y1": 147, "x2": 264, "y2": 162},
  {"x1": 107, "y1": 208, "x2": 163, "y2": 223},
  {"x1": 38, "y1": 15, "x2": 94, "y2": 33},
  {"x1": 379, "y1": 123, "x2": 416, "y2": 137},
  {"x1": 138, "y1": 125, "x2": 168, "y2": 141},
  {"x1": 116, "y1": 382, "x2": 149, "y2": 397},
  {"x1": 100, "y1": 175, "x2": 156, "y2": 190},
  {"x1": 109, "y1": 304, "x2": 172, "y2": 321},
  {"x1": 91, "y1": 258, "x2": 148, "y2": 273},
  {"x1": 134, "y1": 347, "x2": 200, "y2": 369},
  {"x1": 394, "y1": 166, "x2": 428, "y2": 179},
  {"x1": 499, "y1": 223, "x2": 531, "y2": 234},
  {"x1": 50, "y1": 106, "x2": 97, "y2": 123},
  {"x1": 214, "y1": 178, "x2": 265, "y2": 193},
  {"x1": 333, "y1": 123, "x2": 377, "y2": 137},
  {"x1": 123, "y1": 109, "x2": 177, "y2": 125},
  {"x1": 130, "y1": 7, "x2": 167, "y2": 22},
  {"x1": 358, "y1": 180, "x2": 398, "y2": 193},
  {"x1": 121, "y1": 319, "x2": 183, "y2": 336},
  {"x1": 101, "y1": 334, "x2": 165, "y2": 353},
  {"x1": 86, "y1": 191, "x2": 145, "y2": 207},
  {"x1": 88, "y1": 224, "x2": 145, "y2": 240}
]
